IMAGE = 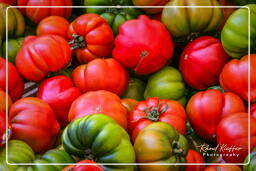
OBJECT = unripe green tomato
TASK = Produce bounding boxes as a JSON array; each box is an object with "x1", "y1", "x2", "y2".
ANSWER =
[{"x1": 2, "y1": 37, "x2": 23, "y2": 64}]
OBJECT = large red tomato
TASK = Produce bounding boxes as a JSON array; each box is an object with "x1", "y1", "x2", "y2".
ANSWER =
[
  {"x1": 68, "y1": 14, "x2": 114, "y2": 64},
  {"x1": 0, "y1": 57, "x2": 24, "y2": 101},
  {"x1": 185, "y1": 149, "x2": 205, "y2": 171},
  {"x1": 128, "y1": 97, "x2": 186, "y2": 142},
  {"x1": 37, "y1": 16, "x2": 69, "y2": 39},
  {"x1": 62, "y1": 160, "x2": 104, "y2": 171},
  {"x1": 16, "y1": 35, "x2": 71, "y2": 82},
  {"x1": 179, "y1": 36, "x2": 230, "y2": 90},
  {"x1": 72, "y1": 58, "x2": 129, "y2": 96},
  {"x1": 220, "y1": 54, "x2": 256, "y2": 102},
  {"x1": 217, "y1": 113, "x2": 256, "y2": 163},
  {"x1": 0, "y1": 88, "x2": 12, "y2": 112},
  {"x1": 0, "y1": 110, "x2": 11, "y2": 147},
  {"x1": 10, "y1": 97, "x2": 60, "y2": 153},
  {"x1": 69, "y1": 90, "x2": 128, "y2": 129},
  {"x1": 0, "y1": 0, "x2": 16, "y2": 5},
  {"x1": 186, "y1": 89, "x2": 245, "y2": 141},
  {"x1": 251, "y1": 103, "x2": 256, "y2": 119},
  {"x1": 113, "y1": 15, "x2": 174, "y2": 75},
  {"x1": 17, "y1": 0, "x2": 72, "y2": 23},
  {"x1": 37, "y1": 76, "x2": 81, "y2": 127}
]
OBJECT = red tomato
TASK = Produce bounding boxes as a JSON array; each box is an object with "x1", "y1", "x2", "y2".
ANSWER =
[
  {"x1": 129, "y1": 97, "x2": 186, "y2": 142},
  {"x1": 179, "y1": 36, "x2": 230, "y2": 90},
  {"x1": 72, "y1": 58, "x2": 129, "y2": 96},
  {"x1": 204, "y1": 165, "x2": 242, "y2": 171},
  {"x1": 251, "y1": 103, "x2": 256, "y2": 119},
  {"x1": 68, "y1": 90, "x2": 128, "y2": 129},
  {"x1": 216, "y1": 113, "x2": 256, "y2": 163},
  {"x1": 186, "y1": 89, "x2": 245, "y2": 141},
  {"x1": 0, "y1": 0, "x2": 16, "y2": 5},
  {"x1": 17, "y1": 0, "x2": 72, "y2": 23},
  {"x1": 62, "y1": 160, "x2": 104, "y2": 171},
  {"x1": 0, "y1": 57, "x2": 24, "y2": 101},
  {"x1": 0, "y1": 88, "x2": 12, "y2": 112},
  {"x1": 121, "y1": 98, "x2": 138, "y2": 113},
  {"x1": 10, "y1": 97, "x2": 60, "y2": 153},
  {"x1": 37, "y1": 76, "x2": 81, "y2": 127},
  {"x1": 220, "y1": 54, "x2": 256, "y2": 102},
  {"x1": 185, "y1": 150, "x2": 205, "y2": 171},
  {"x1": 0, "y1": 110, "x2": 11, "y2": 147},
  {"x1": 113, "y1": 15, "x2": 174, "y2": 75},
  {"x1": 68, "y1": 14, "x2": 114, "y2": 63},
  {"x1": 15, "y1": 35, "x2": 71, "y2": 82},
  {"x1": 37, "y1": 16, "x2": 69, "y2": 39}
]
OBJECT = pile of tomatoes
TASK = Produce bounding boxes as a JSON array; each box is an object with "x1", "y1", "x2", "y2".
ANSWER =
[{"x1": 0, "y1": 0, "x2": 256, "y2": 170}]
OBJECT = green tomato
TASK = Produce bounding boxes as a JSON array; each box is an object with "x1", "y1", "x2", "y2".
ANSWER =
[
  {"x1": 243, "y1": 147, "x2": 256, "y2": 171},
  {"x1": 144, "y1": 66, "x2": 186, "y2": 106},
  {"x1": 62, "y1": 114, "x2": 136, "y2": 171},
  {"x1": 84, "y1": 0, "x2": 143, "y2": 35},
  {"x1": 122, "y1": 78, "x2": 145, "y2": 101},
  {"x1": 221, "y1": 4, "x2": 256, "y2": 58},
  {"x1": 2, "y1": 37, "x2": 23, "y2": 64}
]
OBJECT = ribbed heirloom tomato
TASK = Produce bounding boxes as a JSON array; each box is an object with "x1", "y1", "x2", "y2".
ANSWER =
[
  {"x1": 186, "y1": 89, "x2": 245, "y2": 141},
  {"x1": 113, "y1": 15, "x2": 174, "y2": 75},
  {"x1": 15, "y1": 35, "x2": 71, "y2": 82},
  {"x1": 72, "y1": 58, "x2": 128, "y2": 96},
  {"x1": 220, "y1": 54, "x2": 256, "y2": 102},
  {"x1": 185, "y1": 150, "x2": 205, "y2": 171},
  {"x1": 179, "y1": 36, "x2": 230, "y2": 90},
  {"x1": 68, "y1": 14, "x2": 114, "y2": 63},
  {"x1": 9, "y1": 97, "x2": 60, "y2": 153}
]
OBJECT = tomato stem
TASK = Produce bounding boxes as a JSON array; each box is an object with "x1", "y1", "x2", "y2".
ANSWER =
[
  {"x1": 84, "y1": 149, "x2": 96, "y2": 161},
  {"x1": 143, "y1": 101, "x2": 168, "y2": 121},
  {"x1": 69, "y1": 34, "x2": 86, "y2": 51}
]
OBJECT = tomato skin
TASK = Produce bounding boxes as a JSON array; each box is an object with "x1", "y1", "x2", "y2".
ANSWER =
[
  {"x1": 72, "y1": 58, "x2": 129, "y2": 96},
  {"x1": 2, "y1": 37, "x2": 23, "y2": 64},
  {"x1": 216, "y1": 113, "x2": 256, "y2": 163},
  {"x1": 0, "y1": 57, "x2": 24, "y2": 101},
  {"x1": 179, "y1": 36, "x2": 230, "y2": 90},
  {"x1": 0, "y1": 0, "x2": 16, "y2": 5},
  {"x1": 250, "y1": 103, "x2": 256, "y2": 120},
  {"x1": 129, "y1": 97, "x2": 186, "y2": 142},
  {"x1": 121, "y1": 98, "x2": 138, "y2": 113},
  {"x1": 62, "y1": 160, "x2": 104, "y2": 171},
  {"x1": 132, "y1": 0, "x2": 169, "y2": 14},
  {"x1": 69, "y1": 90, "x2": 128, "y2": 129},
  {"x1": 0, "y1": 88, "x2": 12, "y2": 112},
  {"x1": 113, "y1": 15, "x2": 174, "y2": 75},
  {"x1": 68, "y1": 14, "x2": 114, "y2": 63},
  {"x1": 37, "y1": 76, "x2": 81, "y2": 127},
  {"x1": 121, "y1": 78, "x2": 145, "y2": 101},
  {"x1": 15, "y1": 35, "x2": 71, "y2": 82},
  {"x1": 17, "y1": 0, "x2": 72, "y2": 23},
  {"x1": 37, "y1": 16, "x2": 69, "y2": 39},
  {"x1": 186, "y1": 89, "x2": 245, "y2": 141},
  {"x1": 9, "y1": 97, "x2": 60, "y2": 153},
  {"x1": 204, "y1": 165, "x2": 242, "y2": 171},
  {"x1": 220, "y1": 54, "x2": 256, "y2": 102},
  {"x1": 185, "y1": 150, "x2": 205, "y2": 171},
  {"x1": 0, "y1": 110, "x2": 11, "y2": 147}
]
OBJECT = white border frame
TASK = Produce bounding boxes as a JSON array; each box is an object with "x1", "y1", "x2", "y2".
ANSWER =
[{"x1": 5, "y1": 5, "x2": 251, "y2": 167}]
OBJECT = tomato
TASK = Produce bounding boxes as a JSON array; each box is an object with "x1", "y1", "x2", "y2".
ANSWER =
[
  {"x1": 132, "y1": 0, "x2": 169, "y2": 14},
  {"x1": 218, "y1": 0, "x2": 236, "y2": 29},
  {"x1": 9, "y1": 97, "x2": 60, "y2": 153},
  {"x1": 37, "y1": 16, "x2": 69, "y2": 39},
  {"x1": 161, "y1": 0, "x2": 223, "y2": 40},
  {"x1": 144, "y1": 66, "x2": 186, "y2": 106},
  {"x1": 17, "y1": 0, "x2": 72, "y2": 23},
  {"x1": 0, "y1": 110, "x2": 11, "y2": 147},
  {"x1": 15, "y1": 35, "x2": 71, "y2": 82},
  {"x1": 62, "y1": 160, "x2": 104, "y2": 171},
  {"x1": 216, "y1": 113, "x2": 256, "y2": 163},
  {"x1": 121, "y1": 98, "x2": 138, "y2": 113},
  {"x1": 69, "y1": 90, "x2": 128, "y2": 129},
  {"x1": 234, "y1": 0, "x2": 256, "y2": 5},
  {"x1": 179, "y1": 36, "x2": 230, "y2": 90},
  {"x1": 0, "y1": 57, "x2": 24, "y2": 101},
  {"x1": 121, "y1": 78, "x2": 145, "y2": 101},
  {"x1": 251, "y1": 103, "x2": 256, "y2": 119},
  {"x1": 220, "y1": 54, "x2": 256, "y2": 102},
  {"x1": 129, "y1": 97, "x2": 186, "y2": 142},
  {"x1": 113, "y1": 15, "x2": 174, "y2": 75},
  {"x1": 68, "y1": 14, "x2": 114, "y2": 64},
  {"x1": 185, "y1": 150, "x2": 205, "y2": 171},
  {"x1": 187, "y1": 89, "x2": 245, "y2": 141},
  {"x1": 62, "y1": 114, "x2": 136, "y2": 171},
  {"x1": 0, "y1": 0, "x2": 16, "y2": 5},
  {"x1": 0, "y1": 3, "x2": 25, "y2": 38},
  {"x1": 2, "y1": 37, "x2": 23, "y2": 64},
  {"x1": 72, "y1": 58, "x2": 128, "y2": 96},
  {"x1": 0, "y1": 88, "x2": 12, "y2": 112},
  {"x1": 84, "y1": 0, "x2": 143, "y2": 35},
  {"x1": 37, "y1": 75, "x2": 81, "y2": 127},
  {"x1": 204, "y1": 165, "x2": 242, "y2": 171},
  {"x1": 134, "y1": 122, "x2": 188, "y2": 171},
  {"x1": 221, "y1": 4, "x2": 256, "y2": 58},
  {"x1": 243, "y1": 147, "x2": 256, "y2": 171}
]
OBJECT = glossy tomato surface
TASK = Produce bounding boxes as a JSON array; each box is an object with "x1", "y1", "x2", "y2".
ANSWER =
[
  {"x1": 62, "y1": 160, "x2": 104, "y2": 171},
  {"x1": 185, "y1": 149, "x2": 205, "y2": 171},
  {"x1": 0, "y1": 88, "x2": 12, "y2": 112}
]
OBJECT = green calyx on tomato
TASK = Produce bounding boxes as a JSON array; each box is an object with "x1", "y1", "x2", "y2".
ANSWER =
[
  {"x1": 144, "y1": 66, "x2": 186, "y2": 106},
  {"x1": 122, "y1": 77, "x2": 146, "y2": 101}
]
